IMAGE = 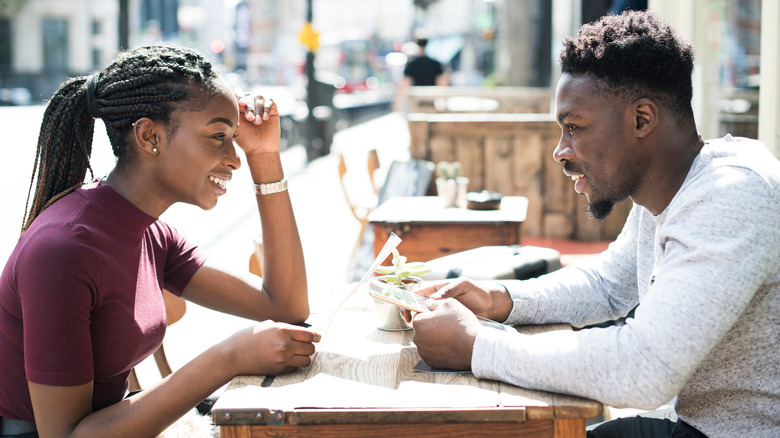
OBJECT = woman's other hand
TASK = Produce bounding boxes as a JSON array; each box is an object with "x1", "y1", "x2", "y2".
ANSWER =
[{"x1": 227, "y1": 320, "x2": 321, "y2": 377}]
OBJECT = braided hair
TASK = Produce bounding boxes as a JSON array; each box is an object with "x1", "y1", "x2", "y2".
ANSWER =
[
  {"x1": 559, "y1": 10, "x2": 695, "y2": 126},
  {"x1": 22, "y1": 44, "x2": 220, "y2": 232}
]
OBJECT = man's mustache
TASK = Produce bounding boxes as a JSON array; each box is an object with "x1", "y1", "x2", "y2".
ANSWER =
[{"x1": 563, "y1": 162, "x2": 585, "y2": 176}]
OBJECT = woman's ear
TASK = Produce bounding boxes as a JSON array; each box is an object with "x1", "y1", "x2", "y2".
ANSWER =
[
  {"x1": 132, "y1": 118, "x2": 162, "y2": 155},
  {"x1": 633, "y1": 98, "x2": 659, "y2": 138}
]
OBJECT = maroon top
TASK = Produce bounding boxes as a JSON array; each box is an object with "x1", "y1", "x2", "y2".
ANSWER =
[{"x1": 0, "y1": 181, "x2": 207, "y2": 421}]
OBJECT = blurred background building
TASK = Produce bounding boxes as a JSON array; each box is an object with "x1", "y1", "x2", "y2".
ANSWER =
[{"x1": 0, "y1": 0, "x2": 775, "y2": 154}]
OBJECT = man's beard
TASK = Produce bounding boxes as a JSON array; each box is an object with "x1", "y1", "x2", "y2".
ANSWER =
[
  {"x1": 587, "y1": 199, "x2": 615, "y2": 220},
  {"x1": 565, "y1": 161, "x2": 637, "y2": 221},
  {"x1": 584, "y1": 173, "x2": 638, "y2": 221}
]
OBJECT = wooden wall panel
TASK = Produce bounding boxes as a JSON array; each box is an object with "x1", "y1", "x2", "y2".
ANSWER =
[
  {"x1": 455, "y1": 138, "x2": 485, "y2": 192},
  {"x1": 407, "y1": 111, "x2": 629, "y2": 241},
  {"x1": 484, "y1": 137, "x2": 514, "y2": 195}
]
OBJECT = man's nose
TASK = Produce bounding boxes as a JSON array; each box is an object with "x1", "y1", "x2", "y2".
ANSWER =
[{"x1": 552, "y1": 135, "x2": 572, "y2": 163}]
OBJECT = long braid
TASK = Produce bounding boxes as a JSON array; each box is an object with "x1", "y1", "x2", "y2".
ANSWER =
[
  {"x1": 22, "y1": 78, "x2": 96, "y2": 232},
  {"x1": 22, "y1": 44, "x2": 219, "y2": 233}
]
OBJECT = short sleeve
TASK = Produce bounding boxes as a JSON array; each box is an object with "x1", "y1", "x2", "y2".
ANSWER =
[{"x1": 149, "y1": 221, "x2": 208, "y2": 297}]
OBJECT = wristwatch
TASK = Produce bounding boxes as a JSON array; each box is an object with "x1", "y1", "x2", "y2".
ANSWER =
[{"x1": 253, "y1": 178, "x2": 288, "y2": 195}]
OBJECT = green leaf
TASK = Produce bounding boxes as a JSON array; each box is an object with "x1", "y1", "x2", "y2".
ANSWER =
[
  {"x1": 409, "y1": 268, "x2": 432, "y2": 277},
  {"x1": 374, "y1": 265, "x2": 395, "y2": 275},
  {"x1": 383, "y1": 274, "x2": 399, "y2": 284}
]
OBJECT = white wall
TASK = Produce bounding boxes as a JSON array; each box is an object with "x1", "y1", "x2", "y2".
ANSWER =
[{"x1": 758, "y1": 0, "x2": 780, "y2": 157}]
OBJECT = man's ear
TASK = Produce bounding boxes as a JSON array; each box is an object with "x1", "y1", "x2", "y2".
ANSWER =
[
  {"x1": 132, "y1": 117, "x2": 162, "y2": 155},
  {"x1": 633, "y1": 98, "x2": 659, "y2": 138}
]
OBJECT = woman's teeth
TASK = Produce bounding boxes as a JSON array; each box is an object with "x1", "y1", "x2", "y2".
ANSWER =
[{"x1": 209, "y1": 175, "x2": 229, "y2": 190}]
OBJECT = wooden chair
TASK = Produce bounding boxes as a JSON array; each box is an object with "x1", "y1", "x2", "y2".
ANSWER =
[
  {"x1": 350, "y1": 158, "x2": 436, "y2": 281},
  {"x1": 367, "y1": 148, "x2": 382, "y2": 195},
  {"x1": 128, "y1": 290, "x2": 186, "y2": 391},
  {"x1": 248, "y1": 234, "x2": 264, "y2": 277},
  {"x1": 338, "y1": 153, "x2": 379, "y2": 256}
]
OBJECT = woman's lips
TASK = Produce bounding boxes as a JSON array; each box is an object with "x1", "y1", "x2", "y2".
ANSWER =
[{"x1": 208, "y1": 175, "x2": 230, "y2": 193}]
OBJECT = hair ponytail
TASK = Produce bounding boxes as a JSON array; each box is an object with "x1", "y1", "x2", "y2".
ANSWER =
[{"x1": 22, "y1": 76, "x2": 97, "y2": 233}]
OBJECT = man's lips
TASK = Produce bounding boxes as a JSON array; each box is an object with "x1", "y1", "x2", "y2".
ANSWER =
[{"x1": 563, "y1": 168, "x2": 587, "y2": 194}]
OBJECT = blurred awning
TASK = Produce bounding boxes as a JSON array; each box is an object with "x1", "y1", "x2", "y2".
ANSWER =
[{"x1": 425, "y1": 35, "x2": 466, "y2": 65}]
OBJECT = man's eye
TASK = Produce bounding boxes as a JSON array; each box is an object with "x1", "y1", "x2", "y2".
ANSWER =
[
  {"x1": 567, "y1": 125, "x2": 578, "y2": 134},
  {"x1": 213, "y1": 134, "x2": 226, "y2": 141}
]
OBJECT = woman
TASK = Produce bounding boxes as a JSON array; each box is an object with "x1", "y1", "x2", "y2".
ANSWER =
[{"x1": 0, "y1": 44, "x2": 320, "y2": 437}]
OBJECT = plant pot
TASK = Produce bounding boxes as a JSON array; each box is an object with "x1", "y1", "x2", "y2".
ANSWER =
[
  {"x1": 435, "y1": 176, "x2": 469, "y2": 208},
  {"x1": 369, "y1": 275, "x2": 422, "y2": 331}
]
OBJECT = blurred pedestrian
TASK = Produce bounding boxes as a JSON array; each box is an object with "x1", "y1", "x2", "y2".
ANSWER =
[{"x1": 394, "y1": 37, "x2": 447, "y2": 113}]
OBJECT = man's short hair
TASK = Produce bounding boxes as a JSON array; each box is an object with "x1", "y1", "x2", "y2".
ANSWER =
[
  {"x1": 559, "y1": 10, "x2": 695, "y2": 123},
  {"x1": 416, "y1": 38, "x2": 429, "y2": 48}
]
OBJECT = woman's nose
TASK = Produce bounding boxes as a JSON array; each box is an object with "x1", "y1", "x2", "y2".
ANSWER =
[{"x1": 225, "y1": 142, "x2": 241, "y2": 170}]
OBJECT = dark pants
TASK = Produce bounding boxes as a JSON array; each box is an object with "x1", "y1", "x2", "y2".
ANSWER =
[
  {"x1": 588, "y1": 415, "x2": 707, "y2": 438},
  {"x1": 0, "y1": 417, "x2": 38, "y2": 438}
]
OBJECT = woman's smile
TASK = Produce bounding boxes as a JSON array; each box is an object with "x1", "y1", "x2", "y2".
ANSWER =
[{"x1": 208, "y1": 174, "x2": 231, "y2": 195}]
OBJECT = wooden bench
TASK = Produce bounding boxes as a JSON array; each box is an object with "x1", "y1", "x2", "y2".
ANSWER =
[
  {"x1": 408, "y1": 86, "x2": 552, "y2": 114},
  {"x1": 408, "y1": 112, "x2": 631, "y2": 241}
]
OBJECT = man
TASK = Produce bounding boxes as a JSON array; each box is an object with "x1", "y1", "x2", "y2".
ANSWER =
[
  {"x1": 411, "y1": 10, "x2": 779, "y2": 438},
  {"x1": 402, "y1": 38, "x2": 445, "y2": 87},
  {"x1": 393, "y1": 37, "x2": 446, "y2": 113}
]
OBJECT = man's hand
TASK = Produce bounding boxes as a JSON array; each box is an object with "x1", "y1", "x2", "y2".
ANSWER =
[
  {"x1": 412, "y1": 298, "x2": 481, "y2": 370},
  {"x1": 411, "y1": 278, "x2": 513, "y2": 322}
]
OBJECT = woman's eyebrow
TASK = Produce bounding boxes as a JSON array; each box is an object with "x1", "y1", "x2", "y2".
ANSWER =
[{"x1": 205, "y1": 117, "x2": 233, "y2": 127}]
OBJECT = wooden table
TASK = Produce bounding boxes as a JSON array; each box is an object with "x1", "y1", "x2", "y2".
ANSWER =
[
  {"x1": 213, "y1": 291, "x2": 602, "y2": 438},
  {"x1": 369, "y1": 196, "x2": 528, "y2": 263}
]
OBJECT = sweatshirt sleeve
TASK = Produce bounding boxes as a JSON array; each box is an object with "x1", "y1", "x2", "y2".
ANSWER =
[
  {"x1": 499, "y1": 204, "x2": 643, "y2": 328},
  {"x1": 473, "y1": 166, "x2": 780, "y2": 409}
]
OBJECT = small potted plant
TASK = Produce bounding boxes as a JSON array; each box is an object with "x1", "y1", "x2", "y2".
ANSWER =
[
  {"x1": 435, "y1": 161, "x2": 469, "y2": 208},
  {"x1": 370, "y1": 248, "x2": 430, "y2": 331}
]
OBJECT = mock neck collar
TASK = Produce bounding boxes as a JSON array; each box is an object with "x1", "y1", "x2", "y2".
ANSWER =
[{"x1": 82, "y1": 180, "x2": 158, "y2": 237}]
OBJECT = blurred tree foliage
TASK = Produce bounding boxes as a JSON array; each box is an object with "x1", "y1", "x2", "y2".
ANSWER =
[{"x1": 0, "y1": 0, "x2": 27, "y2": 15}]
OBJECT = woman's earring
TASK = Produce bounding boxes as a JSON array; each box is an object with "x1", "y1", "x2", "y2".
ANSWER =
[{"x1": 152, "y1": 147, "x2": 158, "y2": 153}]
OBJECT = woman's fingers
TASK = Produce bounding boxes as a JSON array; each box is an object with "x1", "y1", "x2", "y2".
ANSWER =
[{"x1": 235, "y1": 89, "x2": 276, "y2": 124}]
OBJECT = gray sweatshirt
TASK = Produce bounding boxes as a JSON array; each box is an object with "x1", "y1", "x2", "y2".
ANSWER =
[{"x1": 471, "y1": 135, "x2": 780, "y2": 437}]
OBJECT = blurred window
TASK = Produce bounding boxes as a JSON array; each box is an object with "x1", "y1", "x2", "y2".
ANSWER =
[
  {"x1": 0, "y1": 18, "x2": 11, "y2": 77},
  {"x1": 42, "y1": 18, "x2": 68, "y2": 72}
]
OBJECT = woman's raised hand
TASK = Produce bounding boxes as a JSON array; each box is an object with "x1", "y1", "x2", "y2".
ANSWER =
[{"x1": 233, "y1": 90, "x2": 282, "y2": 156}]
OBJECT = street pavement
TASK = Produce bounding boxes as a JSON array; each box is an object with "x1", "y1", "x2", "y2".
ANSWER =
[{"x1": 0, "y1": 104, "x2": 411, "y2": 387}]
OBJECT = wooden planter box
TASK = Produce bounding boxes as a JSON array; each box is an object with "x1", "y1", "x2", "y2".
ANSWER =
[{"x1": 407, "y1": 112, "x2": 631, "y2": 241}]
